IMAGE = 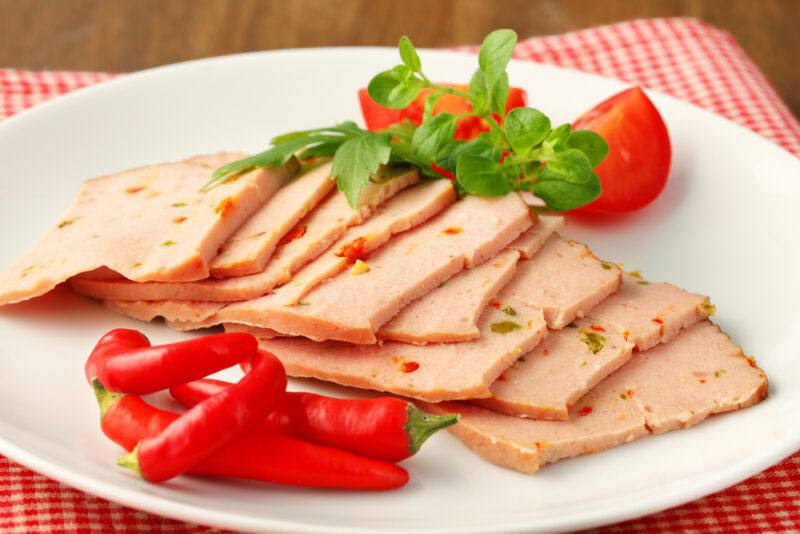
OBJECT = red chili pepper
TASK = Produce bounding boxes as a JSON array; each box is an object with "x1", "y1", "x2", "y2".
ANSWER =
[
  {"x1": 85, "y1": 329, "x2": 258, "y2": 394},
  {"x1": 117, "y1": 351, "x2": 287, "y2": 482},
  {"x1": 170, "y1": 378, "x2": 459, "y2": 463},
  {"x1": 92, "y1": 380, "x2": 407, "y2": 490}
]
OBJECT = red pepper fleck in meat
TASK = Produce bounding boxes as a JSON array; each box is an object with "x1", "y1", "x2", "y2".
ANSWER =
[
  {"x1": 215, "y1": 196, "x2": 236, "y2": 217},
  {"x1": 279, "y1": 225, "x2": 307, "y2": 245},
  {"x1": 335, "y1": 237, "x2": 368, "y2": 264}
]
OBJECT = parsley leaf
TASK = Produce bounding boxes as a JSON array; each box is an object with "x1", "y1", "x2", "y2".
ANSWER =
[
  {"x1": 210, "y1": 29, "x2": 611, "y2": 213},
  {"x1": 332, "y1": 133, "x2": 392, "y2": 207}
]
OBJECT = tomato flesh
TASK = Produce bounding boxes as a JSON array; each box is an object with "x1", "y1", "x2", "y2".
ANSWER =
[
  {"x1": 572, "y1": 87, "x2": 671, "y2": 214},
  {"x1": 358, "y1": 84, "x2": 527, "y2": 140}
]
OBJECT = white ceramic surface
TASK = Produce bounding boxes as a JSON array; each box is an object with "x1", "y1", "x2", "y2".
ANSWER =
[{"x1": 0, "y1": 48, "x2": 798, "y2": 534}]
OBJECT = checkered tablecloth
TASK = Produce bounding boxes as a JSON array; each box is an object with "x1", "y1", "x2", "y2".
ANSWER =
[{"x1": 1, "y1": 17, "x2": 799, "y2": 534}]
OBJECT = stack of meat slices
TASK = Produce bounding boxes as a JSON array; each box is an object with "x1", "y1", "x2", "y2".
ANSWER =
[{"x1": 0, "y1": 154, "x2": 768, "y2": 474}]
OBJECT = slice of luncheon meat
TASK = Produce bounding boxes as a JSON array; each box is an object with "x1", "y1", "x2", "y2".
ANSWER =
[
  {"x1": 507, "y1": 215, "x2": 565, "y2": 259},
  {"x1": 207, "y1": 162, "x2": 336, "y2": 278},
  {"x1": 71, "y1": 168, "x2": 428, "y2": 303},
  {"x1": 501, "y1": 235, "x2": 622, "y2": 329},
  {"x1": 216, "y1": 194, "x2": 534, "y2": 344},
  {"x1": 424, "y1": 321, "x2": 768, "y2": 473},
  {"x1": 377, "y1": 250, "x2": 520, "y2": 344},
  {"x1": 375, "y1": 213, "x2": 564, "y2": 344},
  {"x1": 454, "y1": 272, "x2": 712, "y2": 421},
  {"x1": 270, "y1": 180, "x2": 457, "y2": 306},
  {"x1": 229, "y1": 293, "x2": 548, "y2": 402},
  {"x1": 589, "y1": 272, "x2": 713, "y2": 350},
  {"x1": 104, "y1": 299, "x2": 225, "y2": 324},
  {"x1": 475, "y1": 318, "x2": 634, "y2": 420},
  {"x1": 0, "y1": 153, "x2": 294, "y2": 306}
]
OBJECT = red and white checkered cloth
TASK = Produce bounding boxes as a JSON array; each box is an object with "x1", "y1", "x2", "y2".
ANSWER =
[{"x1": 1, "y1": 17, "x2": 798, "y2": 534}]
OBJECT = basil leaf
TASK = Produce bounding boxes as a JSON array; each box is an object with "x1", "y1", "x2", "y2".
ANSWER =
[
  {"x1": 368, "y1": 67, "x2": 423, "y2": 109},
  {"x1": 534, "y1": 169, "x2": 601, "y2": 211},
  {"x1": 332, "y1": 133, "x2": 392, "y2": 208},
  {"x1": 505, "y1": 107, "x2": 551, "y2": 156},
  {"x1": 398, "y1": 35, "x2": 422, "y2": 72},
  {"x1": 568, "y1": 130, "x2": 609, "y2": 167},
  {"x1": 478, "y1": 29, "x2": 517, "y2": 88},
  {"x1": 411, "y1": 113, "x2": 457, "y2": 164},
  {"x1": 456, "y1": 152, "x2": 510, "y2": 197},
  {"x1": 547, "y1": 148, "x2": 593, "y2": 184}
]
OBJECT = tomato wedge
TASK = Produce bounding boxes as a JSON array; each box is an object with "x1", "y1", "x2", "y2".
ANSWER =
[
  {"x1": 358, "y1": 84, "x2": 527, "y2": 140},
  {"x1": 572, "y1": 87, "x2": 671, "y2": 214}
]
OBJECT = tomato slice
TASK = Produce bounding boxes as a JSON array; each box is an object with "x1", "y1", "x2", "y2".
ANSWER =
[
  {"x1": 358, "y1": 84, "x2": 527, "y2": 140},
  {"x1": 572, "y1": 87, "x2": 671, "y2": 214}
]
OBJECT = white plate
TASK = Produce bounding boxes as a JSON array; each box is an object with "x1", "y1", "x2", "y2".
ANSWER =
[{"x1": 0, "y1": 48, "x2": 798, "y2": 534}]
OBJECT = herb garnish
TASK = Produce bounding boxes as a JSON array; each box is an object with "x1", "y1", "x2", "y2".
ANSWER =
[
  {"x1": 205, "y1": 30, "x2": 608, "y2": 211},
  {"x1": 491, "y1": 321, "x2": 522, "y2": 334},
  {"x1": 580, "y1": 329, "x2": 606, "y2": 354}
]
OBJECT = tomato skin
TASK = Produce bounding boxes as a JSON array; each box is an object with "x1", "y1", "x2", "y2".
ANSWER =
[
  {"x1": 572, "y1": 87, "x2": 671, "y2": 214},
  {"x1": 358, "y1": 85, "x2": 527, "y2": 140}
]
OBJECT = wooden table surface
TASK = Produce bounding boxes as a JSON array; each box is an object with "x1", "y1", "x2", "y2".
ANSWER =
[{"x1": 0, "y1": 0, "x2": 798, "y2": 116}]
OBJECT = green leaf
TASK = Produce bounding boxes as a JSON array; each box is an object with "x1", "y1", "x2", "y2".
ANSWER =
[
  {"x1": 436, "y1": 135, "x2": 502, "y2": 173},
  {"x1": 398, "y1": 35, "x2": 422, "y2": 72},
  {"x1": 271, "y1": 122, "x2": 360, "y2": 144},
  {"x1": 422, "y1": 92, "x2": 444, "y2": 122},
  {"x1": 533, "y1": 169, "x2": 601, "y2": 211},
  {"x1": 547, "y1": 123, "x2": 572, "y2": 150},
  {"x1": 299, "y1": 140, "x2": 343, "y2": 160},
  {"x1": 411, "y1": 113, "x2": 457, "y2": 164},
  {"x1": 468, "y1": 69, "x2": 488, "y2": 113},
  {"x1": 385, "y1": 120, "x2": 417, "y2": 142},
  {"x1": 546, "y1": 148, "x2": 593, "y2": 184},
  {"x1": 568, "y1": 130, "x2": 609, "y2": 167},
  {"x1": 478, "y1": 30, "x2": 516, "y2": 119},
  {"x1": 368, "y1": 67, "x2": 423, "y2": 109},
  {"x1": 505, "y1": 107, "x2": 551, "y2": 156},
  {"x1": 203, "y1": 136, "x2": 312, "y2": 190},
  {"x1": 489, "y1": 71, "x2": 509, "y2": 116},
  {"x1": 456, "y1": 152, "x2": 510, "y2": 197},
  {"x1": 331, "y1": 133, "x2": 392, "y2": 208},
  {"x1": 478, "y1": 29, "x2": 517, "y2": 87}
]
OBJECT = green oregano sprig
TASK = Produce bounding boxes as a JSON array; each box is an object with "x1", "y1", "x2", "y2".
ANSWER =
[{"x1": 205, "y1": 29, "x2": 609, "y2": 211}]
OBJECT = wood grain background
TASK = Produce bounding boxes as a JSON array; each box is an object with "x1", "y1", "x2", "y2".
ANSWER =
[{"x1": 0, "y1": 0, "x2": 798, "y2": 115}]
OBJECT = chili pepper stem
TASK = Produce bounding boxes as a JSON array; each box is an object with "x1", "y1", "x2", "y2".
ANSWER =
[
  {"x1": 405, "y1": 405, "x2": 459, "y2": 454},
  {"x1": 116, "y1": 447, "x2": 144, "y2": 479},
  {"x1": 91, "y1": 378, "x2": 121, "y2": 418}
]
